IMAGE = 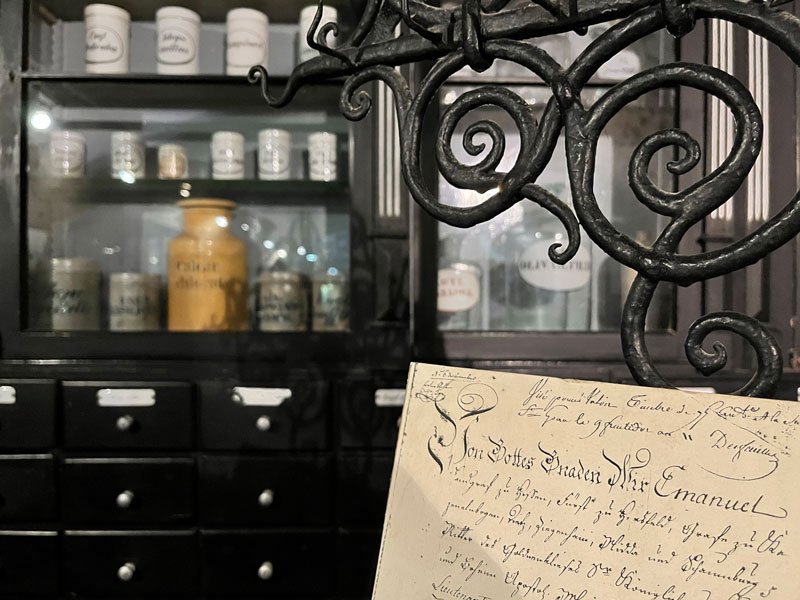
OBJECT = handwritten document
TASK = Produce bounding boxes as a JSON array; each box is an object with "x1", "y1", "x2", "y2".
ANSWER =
[{"x1": 373, "y1": 363, "x2": 799, "y2": 600}]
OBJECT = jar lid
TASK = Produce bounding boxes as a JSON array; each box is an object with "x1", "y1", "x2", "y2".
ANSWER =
[
  {"x1": 50, "y1": 130, "x2": 86, "y2": 143},
  {"x1": 156, "y1": 6, "x2": 201, "y2": 22},
  {"x1": 212, "y1": 131, "x2": 245, "y2": 143},
  {"x1": 110, "y1": 272, "x2": 161, "y2": 283},
  {"x1": 258, "y1": 128, "x2": 290, "y2": 138},
  {"x1": 158, "y1": 143, "x2": 186, "y2": 152},
  {"x1": 300, "y1": 5, "x2": 338, "y2": 19},
  {"x1": 177, "y1": 198, "x2": 237, "y2": 211},
  {"x1": 259, "y1": 271, "x2": 303, "y2": 283},
  {"x1": 51, "y1": 257, "x2": 100, "y2": 272},
  {"x1": 111, "y1": 131, "x2": 143, "y2": 141},
  {"x1": 84, "y1": 3, "x2": 131, "y2": 21},
  {"x1": 227, "y1": 8, "x2": 268, "y2": 24}
]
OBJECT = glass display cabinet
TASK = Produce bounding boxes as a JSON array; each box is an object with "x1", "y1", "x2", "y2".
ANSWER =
[
  {"x1": 1, "y1": 0, "x2": 410, "y2": 361},
  {"x1": 411, "y1": 12, "x2": 796, "y2": 387}
]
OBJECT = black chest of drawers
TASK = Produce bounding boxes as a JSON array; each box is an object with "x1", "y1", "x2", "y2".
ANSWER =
[{"x1": 0, "y1": 372, "x2": 404, "y2": 599}]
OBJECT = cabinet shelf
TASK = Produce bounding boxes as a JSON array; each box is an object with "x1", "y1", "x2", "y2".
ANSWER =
[{"x1": 27, "y1": 178, "x2": 350, "y2": 207}]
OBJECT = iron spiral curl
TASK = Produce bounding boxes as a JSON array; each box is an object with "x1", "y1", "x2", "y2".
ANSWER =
[{"x1": 250, "y1": 0, "x2": 800, "y2": 397}]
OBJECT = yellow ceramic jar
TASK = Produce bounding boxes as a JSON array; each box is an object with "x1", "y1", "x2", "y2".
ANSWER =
[{"x1": 168, "y1": 198, "x2": 248, "y2": 331}]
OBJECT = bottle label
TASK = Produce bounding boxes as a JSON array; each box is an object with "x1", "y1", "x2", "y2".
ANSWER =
[
  {"x1": 518, "y1": 242, "x2": 591, "y2": 291},
  {"x1": 111, "y1": 143, "x2": 145, "y2": 177},
  {"x1": 86, "y1": 26, "x2": 125, "y2": 64},
  {"x1": 158, "y1": 27, "x2": 197, "y2": 65},
  {"x1": 437, "y1": 267, "x2": 480, "y2": 313},
  {"x1": 226, "y1": 29, "x2": 267, "y2": 67},
  {"x1": 598, "y1": 49, "x2": 641, "y2": 80}
]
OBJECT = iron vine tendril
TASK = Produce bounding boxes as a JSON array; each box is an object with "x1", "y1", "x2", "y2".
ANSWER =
[{"x1": 250, "y1": 0, "x2": 800, "y2": 397}]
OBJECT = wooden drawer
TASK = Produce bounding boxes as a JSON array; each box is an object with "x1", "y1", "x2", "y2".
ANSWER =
[
  {"x1": 61, "y1": 458, "x2": 194, "y2": 526},
  {"x1": 63, "y1": 381, "x2": 193, "y2": 450},
  {"x1": 338, "y1": 376, "x2": 405, "y2": 449},
  {"x1": 199, "y1": 379, "x2": 328, "y2": 450},
  {"x1": 0, "y1": 455, "x2": 56, "y2": 522},
  {"x1": 0, "y1": 531, "x2": 58, "y2": 596},
  {"x1": 337, "y1": 453, "x2": 393, "y2": 526},
  {"x1": 201, "y1": 531, "x2": 333, "y2": 596},
  {"x1": 337, "y1": 531, "x2": 381, "y2": 598},
  {"x1": 0, "y1": 380, "x2": 57, "y2": 450},
  {"x1": 62, "y1": 531, "x2": 197, "y2": 597},
  {"x1": 199, "y1": 455, "x2": 332, "y2": 526}
]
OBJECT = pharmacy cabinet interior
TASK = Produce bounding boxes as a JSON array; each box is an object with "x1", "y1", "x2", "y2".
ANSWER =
[{"x1": 1, "y1": 0, "x2": 410, "y2": 363}]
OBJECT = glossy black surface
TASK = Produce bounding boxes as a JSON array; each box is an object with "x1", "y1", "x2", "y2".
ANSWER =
[
  {"x1": 61, "y1": 458, "x2": 195, "y2": 526},
  {"x1": 62, "y1": 381, "x2": 194, "y2": 449}
]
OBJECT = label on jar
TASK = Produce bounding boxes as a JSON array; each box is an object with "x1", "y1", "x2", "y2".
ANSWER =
[
  {"x1": 158, "y1": 27, "x2": 197, "y2": 65},
  {"x1": 437, "y1": 267, "x2": 480, "y2": 313},
  {"x1": 518, "y1": 242, "x2": 592, "y2": 291},
  {"x1": 111, "y1": 144, "x2": 145, "y2": 177},
  {"x1": 258, "y1": 280, "x2": 307, "y2": 331},
  {"x1": 86, "y1": 27, "x2": 125, "y2": 64},
  {"x1": 211, "y1": 145, "x2": 245, "y2": 177},
  {"x1": 598, "y1": 49, "x2": 641, "y2": 81},
  {"x1": 168, "y1": 254, "x2": 248, "y2": 331},
  {"x1": 226, "y1": 29, "x2": 267, "y2": 67},
  {"x1": 109, "y1": 289, "x2": 160, "y2": 331},
  {"x1": 50, "y1": 141, "x2": 84, "y2": 176},
  {"x1": 258, "y1": 144, "x2": 291, "y2": 177}
]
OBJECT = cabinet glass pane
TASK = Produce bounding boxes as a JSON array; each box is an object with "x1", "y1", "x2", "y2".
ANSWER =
[
  {"x1": 25, "y1": 80, "x2": 350, "y2": 333},
  {"x1": 437, "y1": 83, "x2": 677, "y2": 333}
]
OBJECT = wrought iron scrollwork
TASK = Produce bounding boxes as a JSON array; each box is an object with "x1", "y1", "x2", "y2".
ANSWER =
[{"x1": 249, "y1": 0, "x2": 800, "y2": 397}]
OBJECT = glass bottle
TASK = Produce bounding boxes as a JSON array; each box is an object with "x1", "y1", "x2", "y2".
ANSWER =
[
  {"x1": 311, "y1": 238, "x2": 349, "y2": 332},
  {"x1": 504, "y1": 193, "x2": 592, "y2": 331},
  {"x1": 168, "y1": 198, "x2": 248, "y2": 331},
  {"x1": 437, "y1": 231, "x2": 483, "y2": 331}
]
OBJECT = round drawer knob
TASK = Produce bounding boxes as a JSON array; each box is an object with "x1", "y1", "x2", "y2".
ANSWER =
[
  {"x1": 116, "y1": 490, "x2": 135, "y2": 509},
  {"x1": 116, "y1": 415, "x2": 135, "y2": 432},
  {"x1": 257, "y1": 561, "x2": 273, "y2": 580},
  {"x1": 256, "y1": 416, "x2": 271, "y2": 432},
  {"x1": 258, "y1": 489, "x2": 274, "y2": 507},
  {"x1": 117, "y1": 562, "x2": 136, "y2": 582},
  {"x1": 396, "y1": 416, "x2": 402, "y2": 429}
]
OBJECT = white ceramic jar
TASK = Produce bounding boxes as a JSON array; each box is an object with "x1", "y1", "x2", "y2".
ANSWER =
[
  {"x1": 226, "y1": 8, "x2": 269, "y2": 76},
  {"x1": 298, "y1": 5, "x2": 338, "y2": 63},
  {"x1": 258, "y1": 129, "x2": 291, "y2": 180},
  {"x1": 49, "y1": 130, "x2": 86, "y2": 178},
  {"x1": 156, "y1": 6, "x2": 201, "y2": 75},
  {"x1": 109, "y1": 272, "x2": 161, "y2": 331},
  {"x1": 308, "y1": 132, "x2": 337, "y2": 181},
  {"x1": 84, "y1": 3, "x2": 130, "y2": 74},
  {"x1": 211, "y1": 131, "x2": 245, "y2": 180},
  {"x1": 50, "y1": 257, "x2": 101, "y2": 331},
  {"x1": 111, "y1": 131, "x2": 146, "y2": 180}
]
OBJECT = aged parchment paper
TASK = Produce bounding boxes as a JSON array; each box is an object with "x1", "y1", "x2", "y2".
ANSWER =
[{"x1": 373, "y1": 363, "x2": 799, "y2": 600}]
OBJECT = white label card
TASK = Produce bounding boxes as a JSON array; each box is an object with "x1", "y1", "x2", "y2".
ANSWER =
[
  {"x1": 232, "y1": 387, "x2": 292, "y2": 407},
  {"x1": 0, "y1": 386, "x2": 15, "y2": 405},
  {"x1": 96, "y1": 388, "x2": 156, "y2": 407},
  {"x1": 375, "y1": 389, "x2": 405, "y2": 407}
]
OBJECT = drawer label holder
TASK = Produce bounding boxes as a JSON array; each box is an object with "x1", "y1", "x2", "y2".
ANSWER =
[
  {"x1": 97, "y1": 388, "x2": 156, "y2": 407},
  {"x1": 232, "y1": 387, "x2": 292, "y2": 406}
]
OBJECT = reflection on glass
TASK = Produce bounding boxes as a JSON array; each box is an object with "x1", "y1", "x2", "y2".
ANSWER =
[
  {"x1": 24, "y1": 81, "x2": 351, "y2": 333},
  {"x1": 437, "y1": 83, "x2": 676, "y2": 333}
]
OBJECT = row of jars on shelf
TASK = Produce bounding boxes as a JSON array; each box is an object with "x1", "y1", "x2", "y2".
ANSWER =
[
  {"x1": 49, "y1": 129, "x2": 338, "y2": 182},
  {"x1": 33, "y1": 198, "x2": 349, "y2": 333},
  {"x1": 83, "y1": 3, "x2": 337, "y2": 75}
]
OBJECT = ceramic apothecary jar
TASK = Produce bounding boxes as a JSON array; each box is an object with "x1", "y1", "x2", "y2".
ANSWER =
[{"x1": 168, "y1": 198, "x2": 248, "y2": 331}]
